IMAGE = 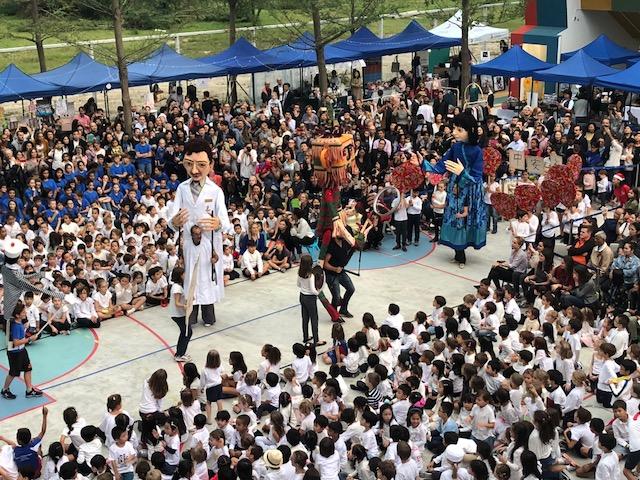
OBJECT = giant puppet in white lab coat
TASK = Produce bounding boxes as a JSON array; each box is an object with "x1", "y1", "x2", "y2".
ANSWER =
[{"x1": 169, "y1": 139, "x2": 231, "y2": 326}]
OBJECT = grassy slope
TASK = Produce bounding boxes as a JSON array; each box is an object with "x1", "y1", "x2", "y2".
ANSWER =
[{"x1": 0, "y1": 0, "x2": 521, "y2": 73}]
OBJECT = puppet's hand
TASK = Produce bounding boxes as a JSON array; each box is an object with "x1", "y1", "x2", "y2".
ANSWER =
[
  {"x1": 445, "y1": 159, "x2": 464, "y2": 176},
  {"x1": 198, "y1": 216, "x2": 220, "y2": 231}
]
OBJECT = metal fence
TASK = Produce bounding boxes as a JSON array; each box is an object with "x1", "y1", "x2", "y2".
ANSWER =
[{"x1": 0, "y1": 2, "x2": 519, "y2": 56}]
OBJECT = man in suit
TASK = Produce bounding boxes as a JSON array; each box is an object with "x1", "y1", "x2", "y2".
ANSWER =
[
  {"x1": 281, "y1": 83, "x2": 293, "y2": 113},
  {"x1": 571, "y1": 125, "x2": 589, "y2": 156},
  {"x1": 273, "y1": 78, "x2": 284, "y2": 98},
  {"x1": 71, "y1": 129, "x2": 88, "y2": 152}
]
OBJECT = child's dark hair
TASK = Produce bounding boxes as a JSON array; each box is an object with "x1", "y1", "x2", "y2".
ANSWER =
[
  {"x1": 265, "y1": 372, "x2": 279, "y2": 387},
  {"x1": 293, "y1": 343, "x2": 306, "y2": 358},
  {"x1": 434, "y1": 295, "x2": 446, "y2": 307},
  {"x1": 388, "y1": 303, "x2": 400, "y2": 315}
]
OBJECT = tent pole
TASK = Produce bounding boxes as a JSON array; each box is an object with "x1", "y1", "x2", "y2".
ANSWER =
[
  {"x1": 226, "y1": 75, "x2": 230, "y2": 103},
  {"x1": 251, "y1": 73, "x2": 256, "y2": 104},
  {"x1": 21, "y1": 100, "x2": 25, "y2": 117}
]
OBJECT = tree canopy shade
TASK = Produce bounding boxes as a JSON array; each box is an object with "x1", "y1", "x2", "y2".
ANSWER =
[
  {"x1": 32, "y1": 52, "x2": 147, "y2": 95},
  {"x1": 595, "y1": 60, "x2": 640, "y2": 93},
  {"x1": 531, "y1": 50, "x2": 618, "y2": 85},
  {"x1": 334, "y1": 20, "x2": 460, "y2": 57},
  {"x1": 0, "y1": 64, "x2": 60, "y2": 103},
  {"x1": 127, "y1": 44, "x2": 223, "y2": 85},
  {"x1": 199, "y1": 37, "x2": 286, "y2": 75},
  {"x1": 471, "y1": 45, "x2": 553, "y2": 77},
  {"x1": 560, "y1": 34, "x2": 640, "y2": 66}
]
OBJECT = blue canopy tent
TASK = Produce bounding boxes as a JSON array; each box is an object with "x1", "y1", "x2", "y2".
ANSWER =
[
  {"x1": 560, "y1": 34, "x2": 640, "y2": 66},
  {"x1": 332, "y1": 27, "x2": 381, "y2": 53},
  {"x1": 595, "y1": 60, "x2": 640, "y2": 93},
  {"x1": 264, "y1": 32, "x2": 365, "y2": 68},
  {"x1": 128, "y1": 44, "x2": 223, "y2": 85},
  {"x1": 33, "y1": 52, "x2": 146, "y2": 95},
  {"x1": 0, "y1": 64, "x2": 60, "y2": 103},
  {"x1": 199, "y1": 37, "x2": 285, "y2": 75},
  {"x1": 334, "y1": 20, "x2": 459, "y2": 57},
  {"x1": 471, "y1": 45, "x2": 553, "y2": 77},
  {"x1": 532, "y1": 50, "x2": 618, "y2": 85}
]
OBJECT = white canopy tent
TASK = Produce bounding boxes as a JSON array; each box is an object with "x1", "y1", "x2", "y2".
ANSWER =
[{"x1": 429, "y1": 10, "x2": 509, "y2": 44}]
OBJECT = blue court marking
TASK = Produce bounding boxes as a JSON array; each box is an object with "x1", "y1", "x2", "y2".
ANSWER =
[
  {"x1": 0, "y1": 365, "x2": 54, "y2": 420},
  {"x1": 0, "y1": 329, "x2": 96, "y2": 385},
  {"x1": 347, "y1": 233, "x2": 434, "y2": 270}
]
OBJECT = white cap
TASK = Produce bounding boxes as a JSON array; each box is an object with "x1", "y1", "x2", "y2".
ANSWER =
[
  {"x1": 3, "y1": 239, "x2": 26, "y2": 259},
  {"x1": 445, "y1": 445, "x2": 465, "y2": 464}
]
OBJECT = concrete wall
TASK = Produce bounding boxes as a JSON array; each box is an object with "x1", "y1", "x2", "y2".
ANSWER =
[{"x1": 560, "y1": 0, "x2": 638, "y2": 58}]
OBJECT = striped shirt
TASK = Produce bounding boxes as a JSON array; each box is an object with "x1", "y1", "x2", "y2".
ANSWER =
[{"x1": 367, "y1": 386, "x2": 382, "y2": 410}]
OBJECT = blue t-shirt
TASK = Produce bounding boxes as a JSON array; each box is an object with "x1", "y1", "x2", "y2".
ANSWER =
[
  {"x1": 109, "y1": 164, "x2": 125, "y2": 177},
  {"x1": 13, "y1": 437, "x2": 41, "y2": 470},
  {"x1": 135, "y1": 143, "x2": 152, "y2": 164},
  {"x1": 83, "y1": 190, "x2": 99, "y2": 207},
  {"x1": 9, "y1": 320, "x2": 25, "y2": 351}
]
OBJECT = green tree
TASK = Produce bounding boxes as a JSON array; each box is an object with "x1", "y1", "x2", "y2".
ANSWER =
[
  {"x1": 272, "y1": 0, "x2": 387, "y2": 96},
  {"x1": 425, "y1": 0, "x2": 523, "y2": 99},
  {"x1": 1, "y1": 0, "x2": 77, "y2": 72}
]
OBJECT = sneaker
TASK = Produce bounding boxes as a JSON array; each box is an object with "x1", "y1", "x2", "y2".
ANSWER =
[
  {"x1": 175, "y1": 354, "x2": 192, "y2": 362},
  {"x1": 402, "y1": 246, "x2": 407, "y2": 252},
  {"x1": 1, "y1": 389, "x2": 16, "y2": 400},
  {"x1": 339, "y1": 310, "x2": 354, "y2": 318},
  {"x1": 414, "y1": 241, "x2": 419, "y2": 246},
  {"x1": 459, "y1": 263, "x2": 465, "y2": 269},
  {"x1": 392, "y1": 245, "x2": 401, "y2": 250},
  {"x1": 203, "y1": 323, "x2": 212, "y2": 328},
  {"x1": 25, "y1": 389, "x2": 43, "y2": 398}
]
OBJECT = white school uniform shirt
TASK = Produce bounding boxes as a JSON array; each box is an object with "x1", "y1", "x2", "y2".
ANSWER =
[
  {"x1": 570, "y1": 423, "x2": 596, "y2": 448},
  {"x1": 168, "y1": 283, "x2": 186, "y2": 317},
  {"x1": 201, "y1": 367, "x2": 223, "y2": 389},
  {"x1": 92, "y1": 290, "x2": 111, "y2": 310},
  {"x1": 598, "y1": 359, "x2": 621, "y2": 394},
  {"x1": 292, "y1": 356, "x2": 313, "y2": 383},
  {"x1": 560, "y1": 385, "x2": 583, "y2": 416},
  {"x1": 26, "y1": 304, "x2": 40, "y2": 329},
  {"x1": 139, "y1": 380, "x2": 163, "y2": 414},
  {"x1": 146, "y1": 275, "x2": 168, "y2": 296},
  {"x1": 167, "y1": 177, "x2": 232, "y2": 306},
  {"x1": 72, "y1": 297, "x2": 97, "y2": 319},
  {"x1": 108, "y1": 441, "x2": 136, "y2": 474},
  {"x1": 595, "y1": 451, "x2": 621, "y2": 480},
  {"x1": 470, "y1": 404, "x2": 495, "y2": 440},
  {"x1": 315, "y1": 452, "x2": 341, "y2": 480},
  {"x1": 606, "y1": 328, "x2": 629, "y2": 360},
  {"x1": 396, "y1": 459, "x2": 420, "y2": 480}
]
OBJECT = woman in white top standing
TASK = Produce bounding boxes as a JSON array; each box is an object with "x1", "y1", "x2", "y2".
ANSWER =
[
  {"x1": 168, "y1": 267, "x2": 191, "y2": 363},
  {"x1": 297, "y1": 254, "x2": 322, "y2": 347},
  {"x1": 139, "y1": 369, "x2": 168, "y2": 446}
]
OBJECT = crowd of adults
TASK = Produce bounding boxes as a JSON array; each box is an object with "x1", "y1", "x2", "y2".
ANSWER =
[{"x1": 1, "y1": 59, "x2": 640, "y2": 480}]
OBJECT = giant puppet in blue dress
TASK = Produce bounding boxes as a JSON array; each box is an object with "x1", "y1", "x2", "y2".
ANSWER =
[{"x1": 422, "y1": 113, "x2": 486, "y2": 267}]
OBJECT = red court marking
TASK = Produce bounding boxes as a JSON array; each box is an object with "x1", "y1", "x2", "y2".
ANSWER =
[
  {"x1": 37, "y1": 328, "x2": 100, "y2": 388},
  {"x1": 0, "y1": 364, "x2": 55, "y2": 421},
  {"x1": 411, "y1": 261, "x2": 480, "y2": 283},
  {"x1": 126, "y1": 315, "x2": 183, "y2": 374},
  {"x1": 374, "y1": 239, "x2": 479, "y2": 284}
]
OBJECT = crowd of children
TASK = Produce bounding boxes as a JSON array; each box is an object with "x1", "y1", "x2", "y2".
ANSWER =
[{"x1": 3, "y1": 282, "x2": 640, "y2": 480}]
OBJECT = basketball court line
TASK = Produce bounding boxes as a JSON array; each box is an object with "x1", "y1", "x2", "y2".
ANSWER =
[{"x1": 39, "y1": 303, "x2": 299, "y2": 392}]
